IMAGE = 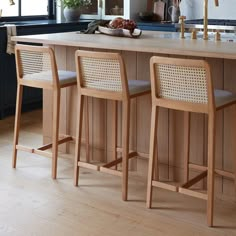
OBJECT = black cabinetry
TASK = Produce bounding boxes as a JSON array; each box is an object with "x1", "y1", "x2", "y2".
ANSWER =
[{"x1": 0, "y1": 21, "x2": 88, "y2": 119}]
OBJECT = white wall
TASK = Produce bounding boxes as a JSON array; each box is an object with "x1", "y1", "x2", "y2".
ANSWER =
[{"x1": 180, "y1": 0, "x2": 236, "y2": 20}]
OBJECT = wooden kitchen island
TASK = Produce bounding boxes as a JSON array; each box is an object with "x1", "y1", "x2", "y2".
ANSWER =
[{"x1": 12, "y1": 31, "x2": 236, "y2": 199}]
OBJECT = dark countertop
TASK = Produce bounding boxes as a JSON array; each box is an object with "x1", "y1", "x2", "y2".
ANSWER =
[
  {"x1": 0, "y1": 19, "x2": 175, "y2": 28},
  {"x1": 137, "y1": 21, "x2": 173, "y2": 26},
  {"x1": 0, "y1": 19, "x2": 91, "y2": 28},
  {"x1": 184, "y1": 18, "x2": 236, "y2": 26},
  {"x1": 0, "y1": 19, "x2": 177, "y2": 31},
  {"x1": 137, "y1": 21, "x2": 176, "y2": 32}
]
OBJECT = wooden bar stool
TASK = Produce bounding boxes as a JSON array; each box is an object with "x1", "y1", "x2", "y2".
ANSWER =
[
  {"x1": 12, "y1": 44, "x2": 77, "y2": 179},
  {"x1": 74, "y1": 50, "x2": 151, "y2": 201},
  {"x1": 146, "y1": 56, "x2": 236, "y2": 226}
]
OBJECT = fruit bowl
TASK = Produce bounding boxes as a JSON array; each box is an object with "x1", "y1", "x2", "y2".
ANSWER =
[{"x1": 98, "y1": 26, "x2": 142, "y2": 38}]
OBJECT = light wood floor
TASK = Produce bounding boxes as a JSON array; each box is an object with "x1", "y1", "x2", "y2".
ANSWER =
[{"x1": 0, "y1": 110, "x2": 236, "y2": 236}]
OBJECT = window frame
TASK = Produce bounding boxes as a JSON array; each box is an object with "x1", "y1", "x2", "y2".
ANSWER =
[{"x1": 0, "y1": 0, "x2": 56, "y2": 21}]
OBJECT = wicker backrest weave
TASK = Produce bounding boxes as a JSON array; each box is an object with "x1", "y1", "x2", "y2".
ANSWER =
[
  {"x1": 79, "y1": 56, "x2": 122, "y2": 92},
  {"x1": 16, "y1": 46, "x2": 55, "y2": 83},
  {"x1": 155, "y1": 63, "x2": 208, "y2": 104}
]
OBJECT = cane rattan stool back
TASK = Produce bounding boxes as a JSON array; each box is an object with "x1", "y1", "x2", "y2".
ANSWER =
[
  {"x1": 150, "y1": 57, "x2": 214, "y2": 114},
  {"x1": 15, "y1": 45, "x2": 60, "y2": 89},
  {"x1": 75, "y1": 50, "x2": 129, "y2": 100}
]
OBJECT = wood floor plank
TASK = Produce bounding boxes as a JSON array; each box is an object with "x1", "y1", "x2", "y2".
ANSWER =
[{"x1": 0, "y1": 110, "x2": 236, "y2": 235}]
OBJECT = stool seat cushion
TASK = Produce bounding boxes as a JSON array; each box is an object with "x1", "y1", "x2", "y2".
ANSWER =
[
  {"x1": 128, "y1": 80, "x2": 151, "y2": 96},
  {"x1": 24, "y1": 70, "x2": 77, "y2": 85},
  {"x1": 58, "y1": 70, "x2": 77, "y2": 85},
  {"x1": 214, "y1": 89, "x2": 236, "y2": 108}
]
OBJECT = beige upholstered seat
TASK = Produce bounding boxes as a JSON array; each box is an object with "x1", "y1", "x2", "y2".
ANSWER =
[
  {"x1": 214, "y1": 89, "x2": 236, "y2": 108},
  {"x1": 128, "y1": 80, "x2": 151, "y2": 95},
  {"x1": 12, "y1": 44, "x2": 77, "y2": 179},
  {"x1": 74, "y1": 50, "x2": 151, "y2": 201},
  {"x1": 24, "y1": 70, "x2": 76, "y2": 85},
  {"x1": 146, "y1": 56, "x2": 236, "y2": 227}
]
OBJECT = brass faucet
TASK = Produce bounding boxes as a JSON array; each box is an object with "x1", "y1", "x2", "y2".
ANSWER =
[
  {"x1": 179, "y1": 16, "x2": 186, "y2": 39},
  {"x1": 203, "y1": 0, "x2": 219, "y2": 40}
]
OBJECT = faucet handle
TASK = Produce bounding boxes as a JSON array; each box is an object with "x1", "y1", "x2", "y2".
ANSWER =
[
  {"x1": 179, "y1": 15, "x2": 186, "y2": 39},
  {"x1": 191, "y1": 29, "x2": 197, "y2": 40},
  {"x1": 215, "y1": 31, "x2": 221, "y2": 41},
  {"x1": 179, "y1": 15, "x2": 186, "y2": 22}
]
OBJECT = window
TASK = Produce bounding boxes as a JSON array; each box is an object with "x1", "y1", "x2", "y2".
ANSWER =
[
  {"x1": 22, "y1": 0, "x2": 48, "y2": 16},
  {"x1": 0, "y1": 0, "x2": 55, "y2": 20}
]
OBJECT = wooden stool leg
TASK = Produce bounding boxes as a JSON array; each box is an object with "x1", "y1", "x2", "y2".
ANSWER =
[
  {"x1": 84, "y1": 97, "x2": 90, "y2": 163},
  {"x1": 122, "y1": 100, "x2": 130, "y2": 201},
  {"x1": 233, "y1": 106, "x2": 236, "y2": 195},
  {"x1": 12, "y1": 84, "x2": 23, "y2": 168},
  {"x1": 235, "y1": 153, "x2": 236, "y2": 196},
  {"x1": 147, "y1": 105, "x2": 158, "y2": 208},
  {"x1": 153, "y1": 141, "x2": 158, "y2": 181},
  {"x1": 112, "y1": 100, "x2": 118, "y2": 170},
  {"x1": 52, "y1": 89, "x2": 61, "y2": 179},
  {"x1": 207, "y1": 112, "x2": 216, "y2": 227},
  {"x1": 184, "y1": 111, "x2": 190, "y2": 182},
  {"x1": 74, "y1": 95, "x2": 84, "y2": 186}
]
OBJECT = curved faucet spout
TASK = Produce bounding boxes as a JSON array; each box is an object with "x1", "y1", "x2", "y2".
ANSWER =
[{"x1": 203, "y1": 0, "x2": 219, "y2": 40}]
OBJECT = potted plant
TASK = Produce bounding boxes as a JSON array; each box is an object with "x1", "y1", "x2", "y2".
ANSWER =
[{"x1": 60, "y1": 0, "x2": 92, "y2": 22}]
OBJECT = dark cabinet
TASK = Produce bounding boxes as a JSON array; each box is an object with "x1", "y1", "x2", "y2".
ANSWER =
[{"x1": 0, "y1": 21, "x2": 88, "y2": 119}]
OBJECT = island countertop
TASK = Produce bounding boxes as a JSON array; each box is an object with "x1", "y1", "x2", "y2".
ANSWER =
[{"x1": 12, "y1": 30, "x2": 236, "y2": 60}]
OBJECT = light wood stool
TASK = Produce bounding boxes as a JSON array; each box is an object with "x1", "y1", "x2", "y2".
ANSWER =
[
  {"x1": 12, "y1": 44, "x2": 77, "y2": 179},
  {"x1": 147, "y1": 56, "x2": 236, "y2": 226},
  {"x1": 74, "y1": 50, "x2": 151, "y2": 201}
]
